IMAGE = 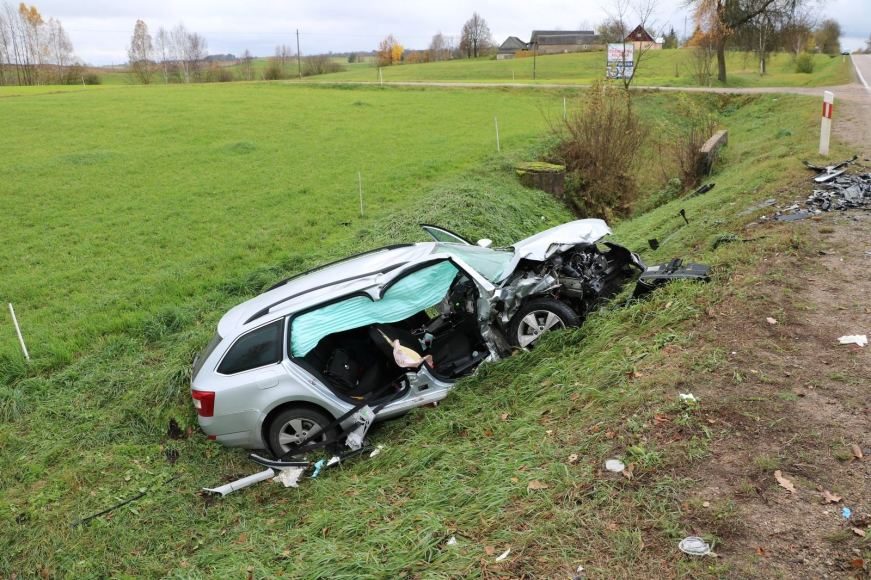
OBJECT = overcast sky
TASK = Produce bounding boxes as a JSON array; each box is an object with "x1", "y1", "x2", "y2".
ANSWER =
[{"x1": 22, "y1": 0, "x2": 871, "y2": 65}]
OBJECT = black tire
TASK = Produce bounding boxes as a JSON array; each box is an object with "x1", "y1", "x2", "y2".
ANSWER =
[
  {"x1": 508, "y1": 298, "x2": 581, "y2": 348},
  {"x1": 266, "y1": 406, "x2": 335, "y2": 458}
]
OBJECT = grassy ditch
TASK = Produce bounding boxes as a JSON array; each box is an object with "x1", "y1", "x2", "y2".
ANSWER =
[{"x1": 0, "y1": 86, "x2": 850, "y2": 576}]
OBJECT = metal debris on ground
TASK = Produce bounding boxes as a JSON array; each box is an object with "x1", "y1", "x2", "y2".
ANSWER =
[
  {"x1": 803, "y1": 155, "x2": 857, "y2": 182},
  {"x1": 678, "y1": 536, "x2": 713, "y2": 556},
  {"x1": 838, "y1": 335, "x2": 868, "y2": 347},
  {"x1": 758, "y1": 159, "x2": 871, "y2": 222}
]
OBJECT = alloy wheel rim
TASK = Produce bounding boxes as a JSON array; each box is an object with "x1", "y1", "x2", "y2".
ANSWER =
[{"x1": 516, "y1": 310, "x2": 565, "y2": 348}]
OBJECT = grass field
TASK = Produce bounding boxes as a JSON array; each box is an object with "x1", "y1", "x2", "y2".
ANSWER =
[
  {"x1": 89, "y1": 49, "x2": 852, "y2": 88},
  {"x1": 314, "y1": 49, "x2": 852, "y2": 87},
  {"x1": 0, "y1": 82, "x2": 849, "y2": 576}
]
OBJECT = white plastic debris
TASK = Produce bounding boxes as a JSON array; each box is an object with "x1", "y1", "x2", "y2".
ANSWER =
[
  {"x1": 203, "y1": 468, "x2": 275, "y2": 496},
  {"x1": 678, "y1": 536, "x2": 712, "y2": 556},
  {"x1": 679, "y1": 393, "x2": 698, "y2": 403},
  {"x1": 495, "y1": 547, "x2": 511, "y2": 562},
  {"x1": 326, "y1": 455, "x2": 341, "y2": 467},
  {"x1": 605, "y1": 459, "x2": 626, "y2": 473},
  {"x1": 345, "y1": 405, "x2": 376, "y2": 450},
  {"x1": 446, "y1": 536, "x2": 457, "y2": 546},
  {"x1": 838, "y1": 335, "x2": 867, "y2": 347},
  {"x1": 273, "y1": 466, "x2": 305, "y2": 488},
  {"x1": 369, "y1": 445, "x2": 384, "y2": 458}
]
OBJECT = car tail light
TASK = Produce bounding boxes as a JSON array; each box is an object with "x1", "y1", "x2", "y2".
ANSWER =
[{"x1": 191, "y1": 390, "x2": 215, "y2": 417}]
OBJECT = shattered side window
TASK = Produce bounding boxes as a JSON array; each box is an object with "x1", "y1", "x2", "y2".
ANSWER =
[{"x1": 435, "y1": 243, "x2": 513, "y2": 283}]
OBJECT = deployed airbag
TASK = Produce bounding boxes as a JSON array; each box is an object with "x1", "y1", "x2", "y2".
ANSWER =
[{"x1": 290, "y1": 261, "x2": 458, "y2": 356}]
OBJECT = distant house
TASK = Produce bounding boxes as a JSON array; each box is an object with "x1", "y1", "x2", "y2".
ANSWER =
[
  {"x1": 529, "y1": 30, "x2": 603, "y2": 54},
  {"x1": 624, "y1": 25, "x2": 661, "y2": 51},
  {"x1": 497, "y1": 36, "x2": 529, "y2": 60}
]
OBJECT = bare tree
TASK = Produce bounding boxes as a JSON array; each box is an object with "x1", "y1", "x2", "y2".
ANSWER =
[
  {"x1": 0, "y1": 8, "x2": 10, "y2": 85},
  {"x1": 597, "y1": 17, "x2": 627, "y2": 43},
  {"x1": 170, "y1": 24, "x2": 190, "y2": 82},
  {"x1": 275, "y1": 44, "x2": 293, "y2": 76},
  {"x1": 814, "y1": 19, "x2": 841, "y2": 55},
  {"x1": 154, "y1": 27, "x2": 171, "y2": 83},
  {"x1": 45, "y1": 18, "x2": 73, "y2": 83},
  {"x1": 18, "y1": 3, "x2": 43, "y2": 84},
  {"x1": 780, "y1": 4, "x2": 815, "y2": 56},
  {"x1": 186, "y1": 32, "x2": 207, "y2": 81},
  {"x1": 606, "y1": 0, "x2": 659, "y2": 92},
  {"x1": 239, "y1": 49, "x2": 254, "y2": 81},
  {"x1": 428, "y1": 32, "x2": 449, "y2": 61},
  {"x1": 128, "y1": 19, "x2": 153, "y2": 84},
  {"x1": 689, "y1": 0, "x2": 801, "y2": 83},
  {"x1": 460, "y1": 12, "x2": 492, "y2": 58}
]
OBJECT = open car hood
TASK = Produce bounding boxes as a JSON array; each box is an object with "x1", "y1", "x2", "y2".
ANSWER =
[{"x1": 510, "y1": 219, "x2": 612, "y2": 261}]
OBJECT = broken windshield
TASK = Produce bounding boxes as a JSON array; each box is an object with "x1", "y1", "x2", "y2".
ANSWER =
[{"x1": 434, "y1": 243, "x2": 513, "y2": 283}]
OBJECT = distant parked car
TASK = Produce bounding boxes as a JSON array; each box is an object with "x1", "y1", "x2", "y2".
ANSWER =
[{"x1": 190, "y1": 220, "x2": 703, "y2": 457}]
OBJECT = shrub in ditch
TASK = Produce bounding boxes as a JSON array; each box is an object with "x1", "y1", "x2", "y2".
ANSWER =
[{"x1": 552, "y1": 82, "x2": 647, "y2": 220}]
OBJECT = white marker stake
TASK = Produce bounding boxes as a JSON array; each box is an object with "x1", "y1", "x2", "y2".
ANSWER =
[
  {"x1": 357, "y1": 171, "x2": 364, "y2": 218},
  {"x1": 819, "y1": 90, "x2": 834, "y2": 156},
  {"x1": 494, "y1": 116, "x2": 501, "y2": 153},
  {"x1": 563, "y1": 97, "x2": 567, "y2": 120},
  {"x1": 8, "y1": 303, "x2": 29, "y2": 361},
  {"x1": 378, "y1": 67, "x2": 383, "y2": 86}
]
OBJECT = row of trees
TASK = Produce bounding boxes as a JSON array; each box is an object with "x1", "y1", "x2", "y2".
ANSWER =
[
  {"x1": 376, "y1": 12, "x2": 494, "y2": 67},
  {"x1": 0, "y1": 2, "x2": 78, "y2": 85},
  {"x1": 128, "y1": 20, "x2": 208, "y2": 83},
  {"x1": 686, "y1": 0, "x2": 842, "y2": 82}
]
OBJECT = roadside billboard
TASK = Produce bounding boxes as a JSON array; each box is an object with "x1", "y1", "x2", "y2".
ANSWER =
[{"x1": 606, "y1": 43, "x2": 634, "y2": 79}]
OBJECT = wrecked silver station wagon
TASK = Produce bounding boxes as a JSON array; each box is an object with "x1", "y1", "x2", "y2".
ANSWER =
[{"x1": 191, "y1": 220, "x2": 701, "y2": 459}]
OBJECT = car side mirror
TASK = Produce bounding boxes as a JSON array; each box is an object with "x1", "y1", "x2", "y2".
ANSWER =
[{"x1": 476, "y1": 239, "x2": 493, "y2": 248}]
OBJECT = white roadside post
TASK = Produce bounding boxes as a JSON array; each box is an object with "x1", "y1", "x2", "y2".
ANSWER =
[
  {"x1": 378, "y1": 67, "x2": 383, "y2": 86},
  {"x1": 494, "y1": 116, "x2": 501, "y2": 153},
  {"x1": 819, "y1": 90, "x2": 834, "y2": 156},
  {"x1": 357, "y1": 171, "x2": 364, "y2": 218},
  {"x1": 8, "y1": 303, "x2": 30, "y2": 361},
  {"x1": 563, "y1": 96, "x2": 567, "y2": 120}
]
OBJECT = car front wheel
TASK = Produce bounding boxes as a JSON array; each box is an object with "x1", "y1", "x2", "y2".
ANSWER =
[
  {"x1": 266, "y1": 407, "x2": 335, "y2": 458},
  {"x1": 508, "y1": 298, "x2": 580, "y2": 348}
]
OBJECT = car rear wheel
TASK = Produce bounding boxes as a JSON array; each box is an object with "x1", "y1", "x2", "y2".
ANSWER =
[
  {"x1": 266, "y1": 407, "x2": 335, "y2": 458},
  {"x1": 508, "y1": 298, "x2": 580, "y2": 348}
]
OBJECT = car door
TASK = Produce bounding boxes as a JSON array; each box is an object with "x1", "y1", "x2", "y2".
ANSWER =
[
  {"x1": 373, "y1": 255, "x2": 496, "y2": 415},
  {"x1": 420, "y1": 224, "x2": 473, "y2": 245},
  {"x1": 208, "y1": 319, "x2": 291, "y2": 434}
]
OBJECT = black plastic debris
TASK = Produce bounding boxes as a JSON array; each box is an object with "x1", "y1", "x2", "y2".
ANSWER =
[
  {"x1": 648, "y1": 238, "x2": 660, "y2": 250},
  {"x1": 774, "y1": 210, "x2": 814, "y2": 222},
  {"x1": 692, "y1": 183, "x2": 716, "y2": 196},
  {"x1": 634, "y1": 258, "x2": 711, "y2": 297}
]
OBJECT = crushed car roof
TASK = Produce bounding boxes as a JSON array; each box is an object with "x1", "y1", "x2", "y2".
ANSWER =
[{"x1": 217, "y1": 219, "x2": 615, "y2": 337}]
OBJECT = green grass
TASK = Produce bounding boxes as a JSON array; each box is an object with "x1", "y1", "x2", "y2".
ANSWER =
[
  {"x1": 0, "y1": 82, "x2": 849, "y2": 576},
  {"x1": 313, "y1": 49, "x2": 852, "y2": 88}
]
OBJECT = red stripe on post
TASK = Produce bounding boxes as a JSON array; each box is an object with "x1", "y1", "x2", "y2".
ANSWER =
[{"x1": 821, "y1": 102, "x2": 833, "y2": 119}]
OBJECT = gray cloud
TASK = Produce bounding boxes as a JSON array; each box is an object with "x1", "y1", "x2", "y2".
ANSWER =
[{"x1": 18, "y1": 0, "x2": 870, "y2": 64}]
